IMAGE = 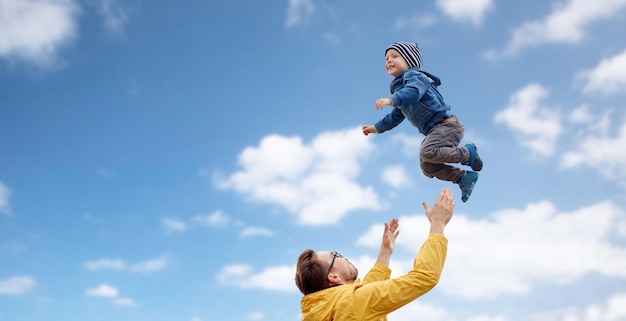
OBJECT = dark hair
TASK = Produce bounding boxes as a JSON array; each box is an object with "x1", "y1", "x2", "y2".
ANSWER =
[{"x1": 295, "y1": 249, "x2": 329, "y2": 295}]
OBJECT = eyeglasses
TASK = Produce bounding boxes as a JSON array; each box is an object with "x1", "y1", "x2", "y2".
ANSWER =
[{"x1": 327, "y1": 251, "x2": 344, "y2": 274}]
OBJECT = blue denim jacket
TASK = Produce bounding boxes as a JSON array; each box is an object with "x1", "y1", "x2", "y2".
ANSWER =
[{"x1": 374, "y1": 67, "x2": 454, "y2": 136}]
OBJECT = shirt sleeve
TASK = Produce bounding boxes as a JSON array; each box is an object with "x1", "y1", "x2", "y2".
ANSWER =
[{"x1": 352, "y1": 233, "x2": 448, "y2": 321}]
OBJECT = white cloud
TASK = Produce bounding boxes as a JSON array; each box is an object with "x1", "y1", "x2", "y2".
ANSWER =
[
  {"x1": 466, "y1": 316, "x2": 507, "y2": 321},
  {"x1": 112, "y1": 297, "x2": 137, "y2": 307},
  {"x1": 223, "y1": 196, "x2": 626, "y2": 300},
  {"x1": 381, "y1": 165, "x2": 413, "y2": 189},
  {"x1": 0, "y1": 181, "x2": 11, "y2": 215},
  {"x1": 388, "y1": 301, "x2": 451, "y2": 321},
  {"x1": 356, "y1": 222, "x2": 387, "y2": 248},
  {"x1": 248, "y1": 312, "x2": 265, "y2": 321},
  {"x1": 0, "y1": 0, "x2": 79, "y2": 66},
  {"x1": 436, "y1": 0, "x2": 493, "y2": 26},
  {"x1": 581, "y1": 48, "x2": 626, "y2": 94},
  {"x1": 97, "y1": 0, "x2": 127, "y2": 33},
  {"x1": 567, "y1": 105, "x2": 612, "y2": 138},
  {"x1": 86, "y1": 283, "x2": 137, "y2": 307},
  {"x1": 163, "y1": 217, "x2": 187, "y2": 232},
  {"x1": 285, "y1": 0, "x2": 314, "y2": 28},
  {"x1": 485, "y1": 0, "x2": 626, "y2": 58},
  {"x1": 390, "y1": 132, "x2": 422, "y2": 157},
  {"x1": 216, "y1": 197, "x2": 625, "y2": 310},
  {"x1": 84, "y1": 256, "x2": 167, "y2": 273},
  {"x1": 217, "y1": 264, "x2": 250, "y2": 278},
  {"x1": 531, "y1": 292, "x2": 626, "y2": 321},
  {"x1": 216, "y1": 128, "x2": 381, "y2": 226},
  {"x1": 322, "y1": 32, "x2": 341, "y2": 46},
  {"x1": 240, "y1": 226, "x2": 274, "y2": 238},
  {"x1": 494, "y1": 83, "x2": 561, "y2": 157},
  {"x1": 561, "y1": 121, "x2": 626, "y2": 184},
  {"x1": 356, "y1": 198, "x2": 626, "y2": 300},
  {"x1": 84, "y1": 258, "x2": 125, "y2": 271},
  {"x1": 569, "y1": 104, "x2": 593, "y2": 123},
  {"x1": 128, "y1": 256, "x2": 167, "y2": 273},
  {"x1": 0, "y1": 276, "x2": 35, "y2": 295},
  {"x1": 216, "y1": 264, "x2": 296, "y2": 292},
  {"x1": 86, "y1": 284, "x2": 118, "y2": 298},
  {"x1": 393, "y1": 13, "x2": 437, "y2": 31},
  {"x1": 193, "y1": 210, "x2": 230, "y2": 227}
]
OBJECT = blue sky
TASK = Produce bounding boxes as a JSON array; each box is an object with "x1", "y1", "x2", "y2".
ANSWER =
[{"x1": 1, "y1": 0, "x2": 626, "y2": 320}]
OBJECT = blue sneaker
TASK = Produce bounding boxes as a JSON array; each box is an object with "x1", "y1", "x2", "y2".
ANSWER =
[
  {"x1": 456, "y1": 171, "x2": 478, "y2": 202},
  {"x1": 462, "y1": 143, "x2": 483, "y2": 172}
]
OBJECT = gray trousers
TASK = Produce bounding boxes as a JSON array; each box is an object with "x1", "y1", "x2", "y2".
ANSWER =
[{"x1": 419, "y1": 121, "x2": 469, "y2": 183}]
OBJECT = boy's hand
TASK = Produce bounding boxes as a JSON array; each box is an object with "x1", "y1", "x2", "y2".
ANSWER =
[
  {"x1": 362, "y1": 125, "x2": 378, "y2": 136},
  {"x1": 374, "y1": 98, "x2": 393, "y2": 110}
]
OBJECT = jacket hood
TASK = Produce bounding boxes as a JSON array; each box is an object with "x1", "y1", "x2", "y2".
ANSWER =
[
  {"x1": 300, "y1": 285, "x2": 355, "y2": 320},
  {"x1": 411, "y1": 67, "x2": 441, "y2": 86}
]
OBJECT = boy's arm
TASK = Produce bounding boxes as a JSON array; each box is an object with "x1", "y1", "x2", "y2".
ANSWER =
[
  {"x1": 390, "y1": 70, "x2": 430, "y2": 107},
  {"x1": 374, "y1": 107, "x2": 405, "y2": 134},
  {"x1": 375, "y1": 98, "x2": 394, "y2": 110}
]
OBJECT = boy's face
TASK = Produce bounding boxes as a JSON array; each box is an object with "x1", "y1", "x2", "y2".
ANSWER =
[{"x1": 385, "y1": 48, "x2": 410, "y2": 77}]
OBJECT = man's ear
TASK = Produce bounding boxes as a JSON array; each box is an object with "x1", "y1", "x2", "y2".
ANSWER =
[{"x1": 328, "y1": 274, "x2": 341, "y2": 286}]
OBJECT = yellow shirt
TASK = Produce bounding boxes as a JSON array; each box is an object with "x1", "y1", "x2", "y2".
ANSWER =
[{"x1": 300, "y1": 233, "x2": 448, "y2": 321}]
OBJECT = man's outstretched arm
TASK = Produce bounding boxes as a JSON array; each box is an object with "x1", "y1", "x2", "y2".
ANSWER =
[
  {"x1": 362, "y1": 218, "x2": 399, "y2": 284},
  {"x1": 354, "y1": 188, "x2": 454, "y2": 320}
]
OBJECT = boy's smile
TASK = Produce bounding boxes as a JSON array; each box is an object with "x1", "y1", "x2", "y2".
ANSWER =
[{"x1": 385, "y1": 48, "x2": 410, "y2": 77}]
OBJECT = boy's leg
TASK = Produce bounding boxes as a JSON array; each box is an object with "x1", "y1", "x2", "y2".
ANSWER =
[
  {"x1": 461, "y1": 142, "x2": 483, "y2": 171},
  {"x1": 420, "y1": 122, "x2": 478, "y2": 202},
  {"x1": 420, "y1": 122, "x2": 467, "y2": 166},
  {"x1": 421, "y1": 157, "x2": 479, "y2": 203},
  {"x1": 420, "y1": 159, "x2": 464, "y2": 183},
  {"x1": 456, "y1": 171, "x2": 478, "y2": 202}
]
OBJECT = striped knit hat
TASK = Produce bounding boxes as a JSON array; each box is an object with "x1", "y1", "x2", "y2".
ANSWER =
[{"x1": 386, "y1": 41, "x2": 423, "y2": 68}]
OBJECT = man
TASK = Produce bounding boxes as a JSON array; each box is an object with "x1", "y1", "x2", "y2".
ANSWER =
[{"x1": 295, "y1": 188, "x2": 454, "y2": 321}]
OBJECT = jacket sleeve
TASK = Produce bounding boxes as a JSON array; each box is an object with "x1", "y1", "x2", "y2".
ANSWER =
[
  {"x1": 390, "y1": 70, "x2": 430, "y2": 107},
  {"x1": 352, "y1": 233, "x2": 448, "y2": 321},
  {"x1": 374, "y1": 107, "x2": 405, "y2": 134},
  {"x1": 361, "y1": 262, "x2": 391, "y2": 284}
]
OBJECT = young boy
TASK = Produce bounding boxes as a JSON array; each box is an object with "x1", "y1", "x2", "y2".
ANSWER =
[{"x1": 362, "y1": 41, "x2": 482, "y2": 202}]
